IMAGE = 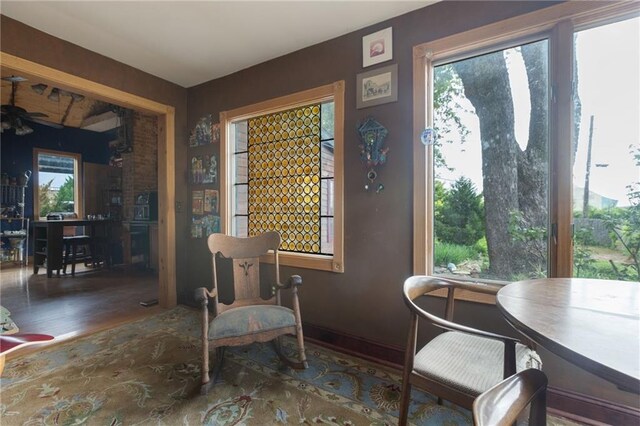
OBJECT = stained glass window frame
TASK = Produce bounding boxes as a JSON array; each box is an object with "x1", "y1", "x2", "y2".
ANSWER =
[{"x1": 220, "y1": 81, "x2": 345, "y2": 273}]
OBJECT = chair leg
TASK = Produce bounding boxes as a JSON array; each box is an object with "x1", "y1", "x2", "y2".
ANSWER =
[
  {"x1": 71, "y1": 243, "x2": 77, "y2": 276},
  {"x1": 212, "y1": 346, "x2": 225, "y2": 382},
  {"x1": 272, "y1": 337, "x2": 306, "y2": 370},
  {"x1": 295, "y1": 328, "x2": 309, "y2": 369},
  {"x1": 63, "y1": 242, "x2": 70, "y2": 274},
  {"x1": 399, "y1": 376, "x2": 412, "y2": 425},
  {"x1": 201, "y1": 346, "x2": 225, "y2": 395}
]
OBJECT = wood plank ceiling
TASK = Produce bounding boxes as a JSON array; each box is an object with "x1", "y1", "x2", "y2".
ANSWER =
[{"x1": 1, "y1": 74, "x2": 113, "y2": 129}]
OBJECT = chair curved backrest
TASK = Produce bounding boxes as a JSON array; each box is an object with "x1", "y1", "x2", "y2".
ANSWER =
[
  {"x1": 196, "y1": 231, "x2": 307, "y2": 394},
  {"x1": 399, "y1": 275, "x2": 539, "y2": 425},
  {"x1": 208, "y1": 231, "x2": 281, "y2": 315},
  {"x1": 473, "y1": 368, "x2": 548, "y2": 426}
]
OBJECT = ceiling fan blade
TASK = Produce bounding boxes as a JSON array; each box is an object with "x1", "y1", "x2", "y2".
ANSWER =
[
  {"x1": 26, "y1": 117, "x2": 64, "y2": 129},
  {"x1": 23, "y1": 111, "x2": 49, "y2": 118}
]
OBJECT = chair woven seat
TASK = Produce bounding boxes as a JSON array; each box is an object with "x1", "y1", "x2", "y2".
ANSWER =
[
  {"x1": 414, "y1": 331, "x2": 541, "y2": 396},
  {"x1": 398, "y1": 276, "x2": 542, "y2": 425}
]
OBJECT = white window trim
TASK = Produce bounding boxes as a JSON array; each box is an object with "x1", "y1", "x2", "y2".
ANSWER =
[
  {"x1": 412, "y1": 1, "x2": 639, "y2": 302},
  {"x1": 33, "y1": 148, "x2": 83, "y2": 220},
  {"x1": 220, "y1": 81, "x2": 345, "y2": 273}
]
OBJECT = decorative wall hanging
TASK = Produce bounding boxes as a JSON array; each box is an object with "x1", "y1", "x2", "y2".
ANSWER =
[
  {"x1": 358, "y1": 116, "x2": 389, "y2": 193},
  {"x1": 191, "y1": 215, "x2": 220, "y2": 238},
  {"x1": 189, "y1": 115, "x2": 213, "y2": 147},
  {"x1": 420, "y1": 128, "x2": 436, "y2": 146},
  {"x1": 192, "y1": 190, "x2": 204, "y2": 215},
  {"x1": 204, "y1": 189, "x2": 219, "y2": 213},
  {"x1": 356, "y1": 64, "x2": 398, "y2": 109},
  {"x1": 362, "y1": 27, "x2": 393, "y2": 68},
  {"x1": 190, "y1": 154, "x2": 217, "y2": 184},
  {"x1": 211, "y1": 123, "x2": 221, "y2": 144}
]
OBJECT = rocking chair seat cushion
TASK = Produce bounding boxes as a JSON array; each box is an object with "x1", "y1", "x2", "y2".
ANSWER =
[
  {"x1": 413, "y1": 331, "x2": 542, "y2": 397},
  {"x1": 209, "y1": 305, "x2": 296, "y2": 340}
]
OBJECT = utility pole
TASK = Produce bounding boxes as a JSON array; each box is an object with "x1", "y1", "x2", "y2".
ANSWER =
[{"x1": 583, "y1": 115, "x2": 595, "y2": 218}]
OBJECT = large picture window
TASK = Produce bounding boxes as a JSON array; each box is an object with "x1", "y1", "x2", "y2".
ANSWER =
[
  {"x1": 413, "y1": 2, "x2": 639, "y2": 286},
  {"x1": 33, "y1": 149, "x2": 82, "y2": 220},
  {"x1": 221, "y1": 82, "x2": 344, "y2": 272}
]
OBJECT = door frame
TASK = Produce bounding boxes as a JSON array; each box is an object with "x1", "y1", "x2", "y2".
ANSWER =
[{"x1": 1, "y1": 52, "x2": 177, "y2": 307}]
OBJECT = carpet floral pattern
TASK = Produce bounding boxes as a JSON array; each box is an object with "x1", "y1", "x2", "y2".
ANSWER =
[{"x1": 0, "y1": 307, "x2": 578, "y2": 425}]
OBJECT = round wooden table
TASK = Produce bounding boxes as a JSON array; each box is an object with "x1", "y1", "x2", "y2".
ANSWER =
[{"x1": 497, "y1": 278, "x2": 640, "y2": 393}]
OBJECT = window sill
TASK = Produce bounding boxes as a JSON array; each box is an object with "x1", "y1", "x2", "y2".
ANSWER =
[
  {"x1": 260, "y1": 252, "x2": 343, "y2": 273},
  {"x1": 427, "y1": 274, "x2": 507, "y2": 305},
  {"x1": 428, "y1": 288, "x2": 496, "y2": 305}
]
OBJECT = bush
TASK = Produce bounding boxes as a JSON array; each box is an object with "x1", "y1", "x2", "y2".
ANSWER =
[
  {"x1": 435, "y1": 177, "x2": 485, "y2": 246},
  {"x1": 473, "y1": 237, "x2": 488, "y2": 256},
  {"x1": 435, "y1": 241, "x2": 478, "y2": 266}
]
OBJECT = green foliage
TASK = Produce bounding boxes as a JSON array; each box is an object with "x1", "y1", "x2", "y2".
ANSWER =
[
  {"x1": 573, "y1": 145, "x2": 640, "y2": 281},
  {"x1": 433, "y1": 64, "x2": 471, "y2": 171},
  {"x1": 436, "y1": 177, "x2": 484, "y2": 246},
  {"x1": 39, "y1": 179, "x2": 55, "y2": 217},
  {"x1": 434, "y1": 241, "x2": 479, "y2": 267},
  {"x1": 601, "y1": 146, "x2": 640, "y2": 281},
  {"x1": 473, "y1": 237, "x2": 488, "y2": 256},
  {"x1": 508, "y1": 210, "x2": 548, "y2": 273},
  {"x1": 39, "y1": 176, "x2": 75, "y2": 217},
  {"x1": 53, "y1": 176, "x2": 75, "y2": 212}
]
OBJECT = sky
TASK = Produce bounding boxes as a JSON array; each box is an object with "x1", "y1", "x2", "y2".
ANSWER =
[{"x1": 437, "y1": 16, "x2": 640, "y2": 208}]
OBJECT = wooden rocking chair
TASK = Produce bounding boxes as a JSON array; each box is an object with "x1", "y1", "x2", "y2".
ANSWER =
[{"x1": 194, "y1": 231, "x2": 308, "y2": 395}]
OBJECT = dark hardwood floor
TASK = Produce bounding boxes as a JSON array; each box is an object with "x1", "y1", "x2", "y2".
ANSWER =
[{"x1": 1, "y1": 263, "x2": 163, "y2": 360}]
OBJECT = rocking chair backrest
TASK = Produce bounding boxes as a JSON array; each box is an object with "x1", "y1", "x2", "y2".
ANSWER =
[{"x1": 208, "y1": 232, "x2": 281, "y2": 315}]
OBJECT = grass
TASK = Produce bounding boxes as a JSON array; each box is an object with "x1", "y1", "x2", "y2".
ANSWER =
[{"x1": 435, "y1": 241, "x2": 479, "y2": 266}]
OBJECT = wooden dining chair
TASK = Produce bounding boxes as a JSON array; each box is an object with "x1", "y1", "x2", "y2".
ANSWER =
[
  {"x1": 399, "y1": 275, "x2": 541, "y2": 425},
  {"x1": 194, "y1": 231, "x2": 308, "y2": 395},
  {"x1": 473, "y1": 368, "x2": 548, "y2": 426}
]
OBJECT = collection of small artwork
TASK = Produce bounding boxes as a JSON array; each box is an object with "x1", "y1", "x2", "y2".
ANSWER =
[
  {"x1": 189, "y1": 115, "x2": 221, "y2": 147},
  {"x1": 191, "y1": 215, "x2": 220, "y2": 239},
  {"x1": 190, "y1": 114, "x2": 221, "y2": 238},
  {"x1": 191, "y1": 189, "x2": 220, "y2": 238},
  {"x1": 191, "y1": 154, "x2": 218, "y2": 184},
  {"x1": 358, "y1": 27, "x2": 397, "y2": 109}
]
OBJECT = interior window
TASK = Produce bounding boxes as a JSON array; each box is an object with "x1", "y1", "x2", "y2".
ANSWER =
[
  {"x1": 572, "y1": 17, "x2": 640, "y2": 282},
  {"x1": 223, "y1": 82, "x2": 344, "y2": 272},
  {"x1": 34, "y1": 149, "x2": 82, "y2": 219}
]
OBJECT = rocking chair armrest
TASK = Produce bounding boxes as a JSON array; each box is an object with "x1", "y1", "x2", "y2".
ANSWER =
[
  {"x1": 194, "y1": 287, "x2": 217, "y2": 305},
  {"x1": 275, "y1": 274, "x2": 303, "y2": 290}
]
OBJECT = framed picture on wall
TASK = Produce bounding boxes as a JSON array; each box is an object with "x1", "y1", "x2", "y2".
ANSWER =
[
  {"x1": 192, "y1": 190, "x2": 204, "y2": 215},
  {"x1": 356, "y1": 63, "x2": 398, "y2": 109},
  {"x1": 189, "y1": 115, "x2": 213, "y2": 147},
  {"x1": 204, "y1": 189, "x2": 219, "y2": 213},
  {"x1": 362, "y1": 27, "x2": 392, "y2": 68}
]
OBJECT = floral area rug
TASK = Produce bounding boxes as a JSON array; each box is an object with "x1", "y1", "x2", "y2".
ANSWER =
[
  {"x1": 0, "y1": 306, "x2": 579, "y2": 425},
  {"x1": 0, "y1": 306, "x2": 468, "y2": 425}
]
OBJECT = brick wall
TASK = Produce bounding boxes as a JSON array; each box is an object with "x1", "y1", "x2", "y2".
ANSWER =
[{"x1": 122, "y1": 112, "x2": 158, "y2": 220}]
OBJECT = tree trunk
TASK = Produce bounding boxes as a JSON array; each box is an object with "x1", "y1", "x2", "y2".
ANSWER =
[
  {"x1": 517, "y1": 42, "x2": 549, "y2": 271},
  {"x1": 453, "y1": 51, "x2": 520, "y2": 277}
]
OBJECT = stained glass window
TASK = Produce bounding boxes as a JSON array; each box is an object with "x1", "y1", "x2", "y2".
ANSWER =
[{"x1": 232, "y1": 102, "x2": 334, "y2": 255}]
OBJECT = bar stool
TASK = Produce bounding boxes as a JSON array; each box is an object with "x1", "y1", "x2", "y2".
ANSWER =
[{"x1": 63, "y1": 235, "x2": 93, "y2": 276}]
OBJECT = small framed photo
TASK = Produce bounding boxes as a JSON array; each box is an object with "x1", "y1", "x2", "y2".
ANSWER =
[
  {"x1": 356, "y1": 64, "x2": 398, "y2": 109},
  {"x1": 362, "y1": 27, "x2": 392, "y2": 68}
]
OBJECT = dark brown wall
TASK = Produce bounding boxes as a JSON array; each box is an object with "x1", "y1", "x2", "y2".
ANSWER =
[
  {"x1": 185, "y1": 0, "x2": 638, "y2": 409},
  {"x1": 0, "y1": 14, "x2": 191, "y2": 286}
]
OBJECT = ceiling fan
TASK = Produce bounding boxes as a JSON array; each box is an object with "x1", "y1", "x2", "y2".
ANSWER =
[{"x1": 1, "y1": 75, "x2": 62, "y2": 135}]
